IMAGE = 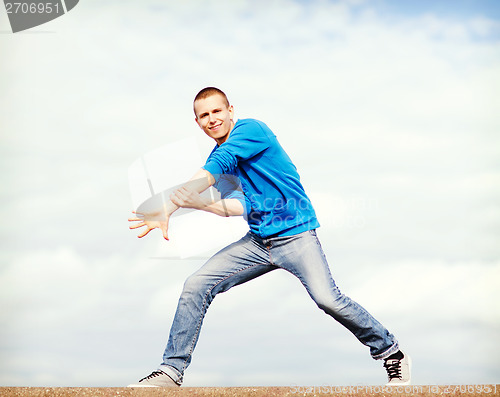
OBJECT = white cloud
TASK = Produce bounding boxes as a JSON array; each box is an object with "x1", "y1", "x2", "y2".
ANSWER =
[
  {"x1": 1, "y1": 0, "x2": 499, "y2": 387},
  {"x1": 350, "y1": 261, "x2": 500, "y2": 324}
]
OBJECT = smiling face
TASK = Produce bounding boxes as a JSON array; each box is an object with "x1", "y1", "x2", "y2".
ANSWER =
[{"x1": 194, "y1": 93, "x2": 235, "y2": 145}]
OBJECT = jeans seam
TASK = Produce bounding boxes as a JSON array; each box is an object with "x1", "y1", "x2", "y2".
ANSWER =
[
  {"x1": 181, "y1": 262, "x2": 271, "y2": 373},
  {"x1": 266, "y1": 246, "x2": 274, "y2": 265}
]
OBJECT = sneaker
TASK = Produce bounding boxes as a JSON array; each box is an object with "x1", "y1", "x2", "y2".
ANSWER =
[
  {"x1": 127, "y1": 370, "x2": 180, "y2": 388},
  {"x1": 383, "y1": 350, "x2": 411, "y2": 385}
]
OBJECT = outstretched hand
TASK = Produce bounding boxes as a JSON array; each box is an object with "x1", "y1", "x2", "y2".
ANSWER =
[
  {"x1": 128, "y1": 211, "x2": 171, "y2": 240},
  {"x1": 128, "y1": 168, "x2": 215, "y2": 240}
]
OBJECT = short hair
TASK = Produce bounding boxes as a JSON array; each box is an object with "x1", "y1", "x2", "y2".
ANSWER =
[{"x1": 193, "y1": 87, "x2": 230, "y2": 115}]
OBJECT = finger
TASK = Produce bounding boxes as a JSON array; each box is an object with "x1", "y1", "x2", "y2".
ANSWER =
[
  {"x1": 174, "y1": 189, "x2": 187, "y2": 200},
  {"x1": 129, "y1": 222, "x2": 146, "y2": 229},
  {"x1": 179, "y1": 187, "x2": 195, "y2": 199},
  {"x1": 170, "y1": 193, "x2": 183, "y2": 206},
  {"x1": 181, "y1": 186, "x2": 195, "y2": 194},
  {"x1": 137, "y1": 227, "x2": 152, "y2": 238},
  {"x1": 129, "y1": 211, "x2": 144, "y2": 221},
  {"x1": 161, "y1": 228, "x2": 169, "y2": 240},
  {"x1": 158, "y1": 222, "x2": 169, "y2": 240}
]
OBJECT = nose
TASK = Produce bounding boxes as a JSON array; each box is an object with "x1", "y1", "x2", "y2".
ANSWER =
[{"x1": 208, "y1": 113, "x2": 217, "y2": 124}]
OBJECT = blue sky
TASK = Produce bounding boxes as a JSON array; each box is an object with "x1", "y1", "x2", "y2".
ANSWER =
[
  {"x1": 0, "y1": 0, "x2": 499, "y2": 388},
  {"x1": 376, "y1": 0, "x2": 500, "y2": 19}
]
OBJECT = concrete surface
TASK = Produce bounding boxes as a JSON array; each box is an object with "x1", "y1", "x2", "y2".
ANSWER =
[{"x1": 0, "y1": 386, "x2": 498, "y2": 397}]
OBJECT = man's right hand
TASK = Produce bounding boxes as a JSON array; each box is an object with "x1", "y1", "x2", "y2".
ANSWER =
[
  {"x1": 128, "y1": 211, "x2": 171, "y2": 240},
  {"x1": 127, "y1": 168, "x2": 215, "y2": 241}
]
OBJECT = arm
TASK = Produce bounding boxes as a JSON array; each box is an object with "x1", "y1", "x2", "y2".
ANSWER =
[
  {"x1": 171, "y1": 187, "x2": 244, "y2": 217},
  {"x1": 205, "y1": 199, "x2": 244, "y2": 217},
  {"x1": 128, "y1": 168, "x2": 215, "y2": 240}
]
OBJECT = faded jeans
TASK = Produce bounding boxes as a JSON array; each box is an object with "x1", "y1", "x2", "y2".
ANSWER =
[{"x1": 159, "y1": 229, "x2": 398, "y2": 384}]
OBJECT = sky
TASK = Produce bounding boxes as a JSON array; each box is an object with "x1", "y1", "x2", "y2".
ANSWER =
[{"x1": 0, "y1": 0, "x2": 499, "y2": 388}]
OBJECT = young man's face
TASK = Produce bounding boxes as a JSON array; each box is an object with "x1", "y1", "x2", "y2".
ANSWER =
[{"x1": 194, "y1": 94, "x2": 234, "y2": 145}]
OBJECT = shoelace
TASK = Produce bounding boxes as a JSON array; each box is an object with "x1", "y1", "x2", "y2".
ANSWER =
[
  {"x1": 139, "y1": 371, "x2": 164, "y2": 382},
  {"x1": 383, "y1": 358, "x2": 402, "y2": 380}
]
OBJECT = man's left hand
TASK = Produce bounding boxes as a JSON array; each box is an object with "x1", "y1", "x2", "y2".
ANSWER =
[{"x1": 170, "y1": 186, "x2": 207, "y2": 210}]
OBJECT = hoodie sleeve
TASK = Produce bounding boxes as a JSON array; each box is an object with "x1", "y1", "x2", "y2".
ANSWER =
[
  {"x1": 202, "y1": 119, "x2": 272, "y2": 176},
  {"x1": 213, "y1": 174, "x2": 248, "y2": 215}
]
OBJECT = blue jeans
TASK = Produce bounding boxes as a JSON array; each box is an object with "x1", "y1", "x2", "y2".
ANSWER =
[{"x1": 159, "y1": 229, "x2": 398, "y2": 384}]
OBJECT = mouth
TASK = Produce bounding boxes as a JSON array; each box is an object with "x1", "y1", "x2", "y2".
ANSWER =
[{"x1": 209, "y1": 123, "x2": 222, "y2": 131}]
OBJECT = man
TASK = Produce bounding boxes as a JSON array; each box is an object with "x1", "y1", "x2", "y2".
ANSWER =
[{"x1": 128, "y1": 87, "x2": 411, "y2": 387}]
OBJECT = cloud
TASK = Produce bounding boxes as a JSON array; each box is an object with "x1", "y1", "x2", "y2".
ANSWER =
[
  {"x1": 0, "y1": 0, "x2": 499, "y2": 387},
  {"x1": 1, "y1": 245, "x2": 498, "y2": 386}
]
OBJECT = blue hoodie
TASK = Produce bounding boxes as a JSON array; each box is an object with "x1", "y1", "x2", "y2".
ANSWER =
[{"x1": 203, "y1": 118, "x2": 319, "y2": 238}]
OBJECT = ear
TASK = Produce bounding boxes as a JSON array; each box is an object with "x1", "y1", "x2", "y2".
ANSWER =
[
  {"x1": 228, "y1": 105, "x2": 234, "y2": 119},
  {"x1": 194, "y1": 117, "x2": 202, "y2": 129}
]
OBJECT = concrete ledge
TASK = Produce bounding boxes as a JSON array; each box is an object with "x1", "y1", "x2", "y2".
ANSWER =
[{"x1": 0, "y1": 386, "x2": 498, "y2": 397}]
